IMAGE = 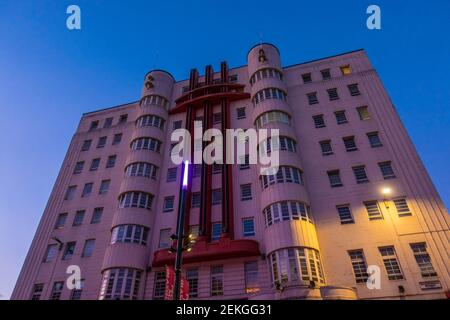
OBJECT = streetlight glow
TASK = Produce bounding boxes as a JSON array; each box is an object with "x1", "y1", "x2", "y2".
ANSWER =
[{"x1": 381, "y1": 187, "x2": 392, "y2": 196}]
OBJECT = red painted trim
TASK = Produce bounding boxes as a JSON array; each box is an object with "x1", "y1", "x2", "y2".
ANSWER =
[{"x1": 169, "y1": 92, "x2": 250, "y2": 115}]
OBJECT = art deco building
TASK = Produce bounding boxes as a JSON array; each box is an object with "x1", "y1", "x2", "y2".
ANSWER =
[{"x1": 12, "y1": 44, "x2": 449, "y2": 300}]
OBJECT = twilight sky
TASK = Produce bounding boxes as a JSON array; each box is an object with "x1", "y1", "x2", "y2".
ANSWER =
[{"x1": 0, "y1": 0, "x2": 449, "y2": 299}]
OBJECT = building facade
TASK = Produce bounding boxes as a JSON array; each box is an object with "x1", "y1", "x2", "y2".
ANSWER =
[{"x1": 12, "y1": 44, "x2": 449, "y2": 300}]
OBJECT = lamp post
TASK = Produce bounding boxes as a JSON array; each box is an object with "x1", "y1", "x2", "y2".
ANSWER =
[{"x1": 382, "y1": 187, "x2": 392, "y2": 209}]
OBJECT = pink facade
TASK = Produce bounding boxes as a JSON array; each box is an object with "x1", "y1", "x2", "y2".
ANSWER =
[{"x1": 12, "y1": 44, "x2": 449, "y2": 300}]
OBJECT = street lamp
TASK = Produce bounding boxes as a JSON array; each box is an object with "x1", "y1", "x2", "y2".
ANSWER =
[{"x1": 381, "y1": 187, "x2": 392, "y2": 208}]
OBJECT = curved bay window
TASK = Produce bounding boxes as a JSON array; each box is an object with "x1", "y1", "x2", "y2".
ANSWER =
[
  {"x1": 140, "y1": 94, "x2": 169, "y2": 110},
  {"x1": 260, "y1": 166, "x2": 303, "y2": 189},
  {"x1": 125, "y1": 162, "x2": 158, "y2": 179},
  {"x1": 269, "y1": 247, "x2": 325, "y2": 287},
  {"x1": 255, "y1": 110, "x2": 291, "y2": 129},
  {"x1": 111, "y1": 225, "x2": 149, "y2": 245},
  {"x1": 99, "y1": 268, "x2": 142, "y2": 300},
  {"x1": 136, "y1": 114, "x2": 165, "y2": 130},
  {"x1": 119, "y1": 191, "x2": 153, "y2": 210},
  {"x1": 263, "y1": 201, "x2": 313, "y2": 226},
  {"x1": 130, "y1": 137, "x2": 161, "y2": 152},
  {"x1": 250, "y1": 68, "x2": 283, "y2": 85},
  {"x1": 260, "y1": 136, "x2": 297, "y2": 155},
  {"x1": 252, "y1": 88, "x2": 287, "y2": 105}
]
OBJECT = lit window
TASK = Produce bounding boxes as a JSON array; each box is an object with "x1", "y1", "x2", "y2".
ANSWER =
[
  {"x1": 357, "y1": 106, "x2": 370, "y2": 120},
  {"x1": 245, "y1": 262, "x2": 259, "y2": 293},
  {"x1": 378, "y1": 246, "x2": 404, "y2": 280},
  {"x1": 364, "y1": 201, "x2": 383, "y2": 220},
  {"x1": 393, "y1": 198, "x2": 412, "y2": 217},
  {"x1": 340, "y1": 65, "x2": 351, "y2": 75},
  {"x1": 211, "y1": 266, "x2": 224, "y2": 296}
]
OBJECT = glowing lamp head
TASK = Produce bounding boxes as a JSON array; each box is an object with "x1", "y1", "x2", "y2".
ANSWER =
[
  {"x1": 182, "y1": 160, "x2": 189, "y2": 188},
  {"x1": 381, "y1": 187, "x2": 392, "y2": 196}
]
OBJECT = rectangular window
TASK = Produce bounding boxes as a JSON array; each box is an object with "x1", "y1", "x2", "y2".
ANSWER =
[
  {"x1": 348, "y1": 84, "x2": 361, "y2": 96},
  {"x1": 81, "y1": 139, "x2": 92, "y2": 151},
  {"x1": 159, "y1": 229, "x2": 171, "y2": 248},
  {"x1": 186, "y1": 268, "x2": 199, "y2": 298},
  {"x1": 43, "y1": 244, "x2": 58, "y2": 262},
  {"x1": 70, "y1": 279, "x2": 85, "y2": 300},
  {"x1": 352, "y1": 165, "x2": 369, "y2": 183},
  {"x1": 301, "y1": 73, "x2": 312, "y2": 83},
  {"x1": 189, "y1": 225, "x2": 199, "y2": 239},
  {"x1": 213, "y1": 112, "x2": 222, "y2": 124},
  {"x1": 239, "y1": 154, "x2": 250, "y2": 170},
  {"x1": 30, "y1": 284, "x2": 44, "y2": 300},
  {"x1": 313, "y1": 114, "x2": 325, "y2": 128},
  {"x1": 320, "y1": 69, "x2": 331, "y2": 80},
  {"x1": 236, "y1": 107, "x2": 246, "y2": 119},
  {"x1": 335, "y1": 110, "x2": 348, "y2": 124},
  {"x1": 62, "y1": 242, "x2": 76, "y2": 260},
  {"x1": 319, "y1": 140, "x2": 333, "y2": 156},
  {"x1": 364, "y1": 201, "x2": 383, "y2": 220},
  {"x1": 104, "y1": 117, "x2": 113, "y2": 128},
  {"x1": 410, "y1": 243, "x2": 437, "y2": 277},
  {"x1": 90, "y1": 158, "x2": 100, "y2": 171},
  {"x1": 91, "y1": 207, "x2": 103, "y2": 224},
  {"x1": 343, "y1": 136, "x2": 358, "y2": 152},
  {"x1": 97, "y1": 136, "x2": 107, "y2": 148},
  {"x1": 211, "y1": 266, "x2": 224, "y2": 296},
  {"x1": 112, "y1": 133, "x2": 122, "y2": 145},
  {"x1": 327, "y1": 88, "x2": 339, "y2": 101},
  {"x1": 240, "y1": 184, "x2": 252, "y2": 201},
  {"x1": 173, "y1": 120, "x2": 182, "y2": 130},
  {"x1": 64, "y1": 186, "x2": 77, "y2": 200},
  {"x1": 73, "y1": 210, "x2": 85, "y2": 226},
  {"x1": 54, "y1": 213, "x2": 68, "y2": 229},
  {"x1": 153, "y1": 271, "x2": 166, "y2": 300},
  {"x1": 340, "y1": 65, "x2": 351, "y2": 75},
  {"x1": 348, "y1": 250, "x2": 369, "y2": 283},
  {"x1": 327, "y1": 170, "x2": 343, "y2": 187},
  {"x1": 50, "y1": 281, "x2": 64, "y2": 300},
  {"x1": 191, "y1": 192, "x2": 201, "y2": 208},
  {"x1": 99, "y1": 180, "x2": 110, "y2": 194},
  {"x1": 378, "y1": 246, "x2": 404, "y2": 280},
  {"x1": 81, "y1": 183, "x2": 93, "y2": 197},
  {"x1": 119, "y1": 114, "x2": 128, "y2": 124},
  {"x1": 212, "y1": 222, "x2": 222, "y2": 241},
  {"x1": 73, "y1": 161, "x2": 84, "y2": 174},
  {"x1": 212, "y1": 189, "x2": 222, "y2": 205},
  {"x1": 193, "y1": 164, "x2": 202, "y2": 178},
  {"x1": 106, "y1": 155, "x2": 117, "y2": 168},
  {"x1": 357, "y1": 106, "x2": 370, "y2": 120},
  {"x1": 89, "y1": 121, "x2": 99, "y2": 131},
  {"x1": 307, "y1": 92, "x2": 319, "y2": 105},
  {"x1": 82, "y1": 239, "x2": 95, "y2": 257},
  {"x1": 242, "y1": 218, "x2": 255, "y2": 237},
  {"x1": 163, "y1": 196, "x2": 175, "y2": 212},
  {"x1": 166, "y1": 167, "x2": 177, "y2": 182},
  {"x1": 245, "y1": 261, "x2": 259, "y2": 294},
  {"x1": 367, "y1": 132, "x2": 382, "y2": 147},
  {"x1": 393, "y1": 198, "x2": 412, "y2": 216},
  {"x1": 336, "y1": 205, "x2": 354, "y2": 224},
  {"x1": 379, "y1": 161, "x2": 396, "y2": 179}
]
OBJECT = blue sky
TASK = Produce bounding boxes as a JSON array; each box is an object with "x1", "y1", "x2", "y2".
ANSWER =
[{"x1": 0, "y1": 0, "x2": 449, "y2": 299}]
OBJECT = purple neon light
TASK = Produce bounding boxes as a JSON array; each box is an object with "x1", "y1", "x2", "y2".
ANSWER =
[{"x1": 182, "y1": 160, "x2": 189, "y2": 188}]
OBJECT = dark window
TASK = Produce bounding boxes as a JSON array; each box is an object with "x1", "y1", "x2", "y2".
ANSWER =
[
  {"x1": 81, "y1": 183, "x2": 93, "y2": 197},
  {"x1": 379, "y1": 161, "x2": 396, "y2": 179},
  {"x1": 193, "y1": 164, "x2": 202, "y2": 178},
  {"x1": 242, "y1": 218, "x2": 255, "y2": 237},
  {"x1": 62, "y1": 242, "x2": 76, "y2": 260},
  {"x1": 54, "y1": 213, "x2": 68, "y2": 229},
  {"x1": 119, "y1": 114, "x2": 128, "y2": 124},
  {"x1": 301, "y1": 73, "x2": 312, "y2": 83},
  {"x1": 173, "y1": 120, "x2": 182, "y2": 130},
  {"x1": 410, "y1": 243, "x2": 437, "y2": 277},
  {"x1": 73, "y1": 161, "x2": 84, "y2": 174},
  {"x1": 89, "y1": 121, "x2": 99, "y2": 131},
  {"x1": 82, "y1": 239, "x2": 95, "y2": 257},
  {"x1": 167, "y1": 167, "x2": 177, "y2": 182},
  {"x1": 352, "y1": 165, "x2": 369, "y2": 183},
  {"x1": 213, "y1": 112, "x2": 222, "y2": 124},
  {"x1": 70, "y1": 279, "x2": 85, "y2": 300},
  {"x1": 212, "y1": 189, "x2": 222, "y2": 205},
  {"x1": 112, "y1": 133, "x2": 122, "y2": 145},
  {"x1": 320, "y1": 69, "x2": 331, "y2": 80},
  {"x1": 186, "y1": 269, "x2": 199, "y2": 298},
  {"x1": 91, "y1": 207, "x2": 103, "y2": 224},
  {"x1": 343, "y1": 136, "x2": 358, "y2": 152},
  {"x1": 313, "y1": 115, "x2": 325, "y2": 128},
  {"x1": 236, "y1": 107, "x2": 246, "y2": 119},
  {"x1": 99, "y1": 180, "x2": 110, "y2": 194},
  {"x1": 97, "y1": 136, "x2": 107, "y2": 148},
  {"x1": 81, "y1": 139, "x2": 92, "y2": 151},
  {"x1": 327, "y1": 88, "x2": 339, "y2": 100},
  {"x1": 239, "y1": 154, "x2": 250, "y2": 170},
  {"x1": 335, "y1": 110, "x2": 348, "y2": 124},
  {"x1": 320, "y1": 140, "x2": 333, "y2": 156},
  {"x1": 211, "y1": 223, "x2": 222, "y2": 241},
  {"x1": 106, "y1": 155, "x2": 116, "y2": 168},
  {"x1": 348, "y1": 84, "x2": 361, "y2": 96},
  {"x1": 191, "y1": 192, "x2": 201, "y2": 208},
  {"x1": 90, "y1": 158, "x2": 100, "y2": 171},
  {"x1": 337, "y1": 205, "x2": 354, "y2": 224},
  {"x1": 307, "y1": 92, "x2": 319, "y2": 105},
  {"x1": 43, "y1": 244, "x2": 58, "y2": 262},
  {"x1": 50, "y1": 282, "x2": 64, "y2": 300},
  {"x1": 364, "y1": 201, "x2": 383, "y2": 220},
  {"x1": 163, "y1": 196, "x2": 175, "y2": 212},
  {"x1": 212, "y1": 163, "x2": 222, "y2": 174},
  {"x1": 104, "y1": 117, "x2": 113, "y2": 128},
  {"x1": 73, "y1": 210, "x2": 85, "y2": 226},
  {"x1": 327, "y1": 170, "x2": 343, "y2": 187},
  {"x1": 348, "y1": 250, "x2": 369, "y2": 283},
  {"x1": 64, "y1": 186, "x2": 77, "y2": 200},
  {"x1": 30, "y1": 284, "x2": 44, "y2": 300},
  {"x1": 367, "y1": 132, "x2": 382, "y2": 147},
  {"x1": 153, "y1": 271, "x2": 166, "y2": 299},
  {"x1": 240, "y1": 184, "x2": 252, "y2": 201},
  {"x1": 210, "y1": 265, "x2": 224, "y2": 296}
]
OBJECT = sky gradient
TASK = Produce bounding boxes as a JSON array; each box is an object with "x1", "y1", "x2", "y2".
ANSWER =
[{"x1": 0, "y1": 0, "x2": 449, "y2": 299}]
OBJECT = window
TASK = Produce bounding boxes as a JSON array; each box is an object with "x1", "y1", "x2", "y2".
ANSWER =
[
  {"x1": 99, "y1": 180, "x2": 110, "y2": 194},
  {"x1": 327, "y1": 88, "x2": 339, "y2": 101},
  {"x1": 335, "y1": 110, "x2": 348, "y2": 124},
  {"x1": 73, "y1": 161, "x2": 84, "y2": 174},
  {"x1": 211, "y1": 266, "x2": 224, "y2": 296},
  {"x1": 249, "y1": 68, "x2": 282, "y2": 85},
  {"x1": 91, "y1": 207, "x2": 103, "y2": 224},
  {"x1": 111, "y1": 225, "x2": 149, "y2": 245},
  {"x1": 212, "y1": 162, "x2": 222, "y2": 174},
  {"x1": 166, "y1": 167, "x2": 177, "y2": 182},
  {"x1": 90, "y1": 158, "x2": 100, "y2": 171},
  {"x1": 54, "y1": 213, "x2": 68, "y2": 229},
  {"x1": 213, "y1": 112, "x2": 222, "y2": 124},
  {"x1": 81, "y1": 139, "x2": 92, "y2": 151},
  {"x1": 379, "y1": 161, "x2": 396, "y2": 179},
  {"x1": 159, "y1": 229, "x2": 172, "y2": 248},
  {"x1": 30, "y1": 284, "x2": 44, "y2": 300},
  {"x1": 112, "y1": 133, "x2": 122, "y2": 145},
  {"x1": 126, "y1": 162, "x2": 158, "y2": 179},
  {"x1": 364, "y1": 201, "x2": 383, "y2": 220},
  {"x1": 348, "y1": 250, "x2": 369, "y2": 283},
  {"x1": 62, "y1": 242, "x2": 76, "y2": 260},
  {"x1": 89, "y1": 120, "x2": 99, "y2": 131},
  {"x1": 50, "y1": 281, "x2": 64, "y2": 300},
  {"x1": 352, "y1": 165, "x2": 369, "y2": 183},
  {"x1": 367, "y1": 132, "x2": 382, "y2": 147},
  {"x1": 73, "y1": 210, "x2": 85, "y2": 226},
  {"x1": 307, "y1": 92, "x2": 319, "y2": 105},
  {"x1": 119, "y1": 191, "x2": 154, "y2": 210},
  {"x1": 264, "y1": 201, "x2": 313, "y2": 226},
  {"x1": 191, "y1": 192, "x2": 201, "y2": 208},
  {"x1": 240, "y1": 184, "x2": 252, "y2": 201},
  {"x1": 136, "y1": 114, "x2": 165, "y2": 130},
  {"x1": 357, "y1": 106, "x2": 370, "y2": 120},
  {"x1": 43, "y1": 244, "x2": 58, "y2": 262},
  {"x1": 320, "y1": 140, "x2": 333, "y2": 156},
  {"x1": 140, "y1": 95, "x2": 169, "y2": 109},
  {"x1": 255, "y1": 111, "x2": 291, "y2": 129},
  {"x1": 236, "y1": 107, "x2": 246, "y2": 119},
  {"x1": 104, "y1": 117, "x2": 113, "y2": 128},
  {"x1": 336, "y1": 205, "x2": 354, "y2": 224},
  {"x1": 340, "y1": 65, "x2": 351, "y2": 75},
  {"x1": 189, "y1": 225, "x2": 199, "y2": 239},
  {"x1": 301, "y1": 73, "x2": 312, "y2": 83},
  {"x1": 186, "y1": 269, "x2": 199, "y2": 298},
  {"x1": 153, "y1": 271, "x2": 166, "y2": 300},
  {"x1": 81, "y1": 183, "x2": 93, "y2": 197},
  {"x1": 106, "y1": 155, "x2": 117, "y2": 168},
  {"x1": 313, "y1": 114, "x2": 325, "y2": 128},
  {"x1": 327, "y1": 170, "x2": 343, "y2": 187},
  {"x1": 173, "y1": 120, "x2": 182, "y2": 130},
  {"x1": 64, "y1": 186, "x2": 77, "y2": 200},
  {"x1": 99, "y1": 268, "x2": 142, "y2": 300},
  {"x1": 70, "y1": 279, "x2": 85, "y2": 300},
  {"x1": 260, "y1": 166, "x2": 304, "y2": 189},
  {"x1": 348, "y1": 84, "x2": 361, "y2": 96},
  {"x1": 119, "y1": 114, "x2": 128, "y2": 124},
  {"x1": 343, "y1": 136, "x2": 358, "y2": 152},
  {"x1": 242, "y1": 218, "x2": 255, "y2": 237},
  {"x1": 97, "y1": 136, "x2": 107, "y2": 148},
  {"x1": 212, "y1": 222, "x2": 222, "y2": 241},
  {"x1": 245, "y1": 262, "x2": 259, "y2": 293},
  {"x1": 410, "y1": 243, "x2": 437, "y2": 277},
  {"x1": 262, "y1": 136, "x2": 297, "y2": 155},
  {"x1": 320, "y1": 69, "x2": 331, "y2": 80},
  {"x1": 82, "y1": 239, "x2": 95, "y2": 257},
  {"x1": 378, "y1": 246, "x2": 404, "y2": 280},
  {"x1": 130, "y1": 137, "x2": 161, "y2": 152},
  {"x1": 212, "y1": 189, "x2": 222, "y2": 205},
  {"x1": 163, "y1": 196, "x2": 175, "y2": 212},
  {"x1": 193, "y1": 164, "x2": 202, "y2": 178},
  {"x1": 393, "y1": 198, "x2": 412, "y2": 216},
  {"x1": 252, "y1": 88, "x2": 287, "y2": 105}
]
